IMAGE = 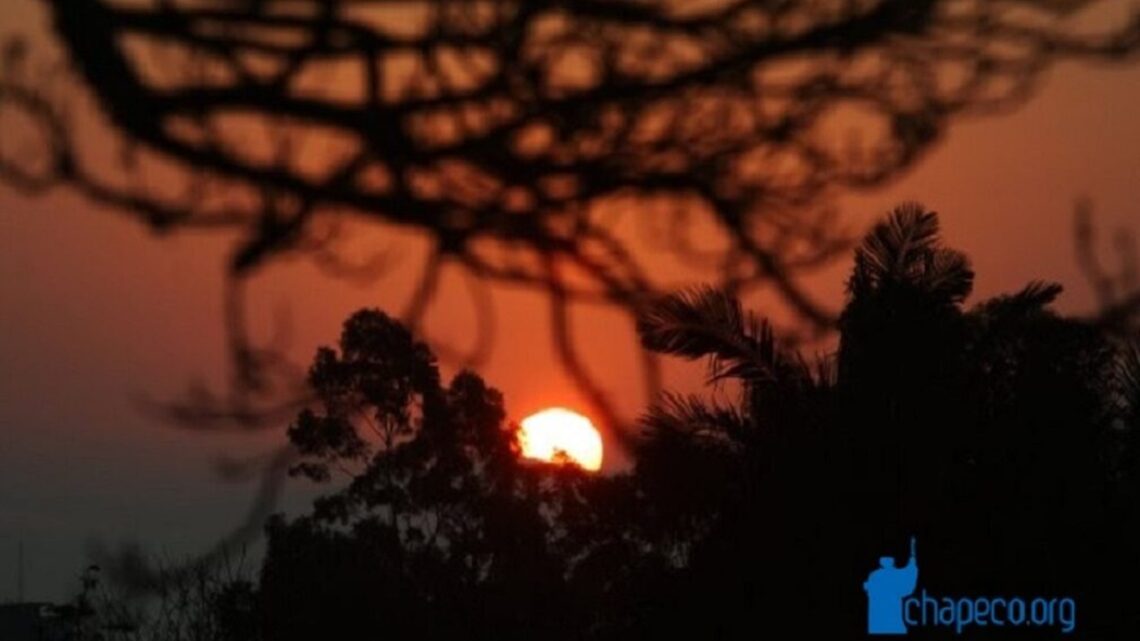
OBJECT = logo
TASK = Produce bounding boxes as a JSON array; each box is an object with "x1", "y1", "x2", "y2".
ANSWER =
[
  {"x1": 864, "y1": 538, "x2": 1076, "y2": 635},
  {"x1": 864, "y1": 537, "x2": 919, "y2": 634}
]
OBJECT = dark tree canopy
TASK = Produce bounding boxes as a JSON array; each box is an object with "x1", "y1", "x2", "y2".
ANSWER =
[
  {"x1": 261, "y1": 308, "x2": 635, "y2": 640},
  {"x1": 241, "y1": 204, "x2": 1140, "y2": 640},
  {"x1": 630, "y1": 207, "x2": 1139, "y2": 638}
]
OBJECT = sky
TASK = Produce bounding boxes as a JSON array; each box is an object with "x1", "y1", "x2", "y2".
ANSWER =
[{"x1": 2, "y1": 1, "x2": 1140, "y2": 603}]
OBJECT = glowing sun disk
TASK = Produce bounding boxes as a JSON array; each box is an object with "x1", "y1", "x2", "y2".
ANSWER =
[{"x1": 518, "y1": 408, "x2": 603, "y2": 472}]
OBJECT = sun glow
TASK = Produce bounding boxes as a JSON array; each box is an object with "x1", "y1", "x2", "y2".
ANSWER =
[{"x1": 518, "y1": 408, "x2": 603, "y2": 472}]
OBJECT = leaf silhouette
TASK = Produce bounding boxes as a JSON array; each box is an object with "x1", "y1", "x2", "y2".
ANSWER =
[
  {"x1": 850, "y1": 202, "x2": 974, "y2": 304},
  {"x1": 975, "y1": 281, "x2": 1064, "y2": 319},
  {"x1": 636, "y1": 286, "x2": 774, "y2": 384},
  {"x1": 640, "y1": 392, "x2": 751, "y2": 448},
  {"x1": 1114, "y1": 339, "x2": 1140, "y2": 428}
]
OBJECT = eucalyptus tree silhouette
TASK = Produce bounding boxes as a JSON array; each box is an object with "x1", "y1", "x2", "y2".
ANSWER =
[{"x1": 259, "y1": 308, "x2": 636, "y2": 641}]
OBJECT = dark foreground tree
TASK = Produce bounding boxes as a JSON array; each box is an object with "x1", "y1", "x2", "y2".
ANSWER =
[
  {"x1": 258, "y1": 309, "x2": 643, "y2": 640},
  {"x1": 245, "y1": 203, "x2": 1139, "y2": 639},
  {"x1": 633, "y1": 203, "x2": 1140, "y2": 637}
]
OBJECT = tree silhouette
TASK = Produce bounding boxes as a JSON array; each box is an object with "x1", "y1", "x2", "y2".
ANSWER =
[
  {"x1": 3, "y1": 0, "x2": 1139, "y2": 618},
  {"x1": 632, "y1": 203, "x2": 1140, "y2": 636},
  {"x1": 1, "y1": 0, "x2": 1138, "y2": 431},
  {"x1": 243, "y1": 203, "x2": 1138, "y2": 638},
  {"x1": 65, "y1": 202, "x2": 1136, "y2": 639},
  {"x1": 260, "y1": 308, "x2": 634, "y2": 640}
]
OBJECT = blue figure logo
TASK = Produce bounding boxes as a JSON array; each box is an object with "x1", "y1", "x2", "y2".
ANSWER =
[{"x1": 865, "y1": 537, "x2": 918, "y2": 635}]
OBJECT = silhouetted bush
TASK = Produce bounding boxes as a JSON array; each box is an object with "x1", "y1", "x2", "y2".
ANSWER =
[{"x1": 53, "y1": 556, "x2": 259, "y2": 641}]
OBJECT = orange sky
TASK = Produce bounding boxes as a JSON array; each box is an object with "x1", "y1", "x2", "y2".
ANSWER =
[{"x1": 2, "y1": 0, "x2": 1139, "y2": 602}]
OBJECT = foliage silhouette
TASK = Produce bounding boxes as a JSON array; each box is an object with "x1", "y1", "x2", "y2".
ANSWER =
[
  {"x1": 632, "y1": 203, "x2": 1139, "y2": 637},
  {"x1": 46, "y1": 556, "x2": 258, "y2": 641},
  {"x1": 4, "y1": 2, "x2": 1139, "y2": 585},
  {"x1": 260, "y1": 308, "x2": 630, "y2": 640},
  {"x1": 2, "y1": 0, "x2": 1139, "y2": 432},
  {"x1": 238, "y1": 203, "x2": 1140, "y2": 639}
]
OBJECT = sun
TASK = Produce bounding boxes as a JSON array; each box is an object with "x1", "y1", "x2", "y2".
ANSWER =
[{"x1": 518, "y1": 408, "x2": 603, "y2": 472}]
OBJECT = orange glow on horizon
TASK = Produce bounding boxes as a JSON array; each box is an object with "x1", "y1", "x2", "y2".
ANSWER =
[{"x1": 518, "y1": 407, "x2": 603, "y2": 471}]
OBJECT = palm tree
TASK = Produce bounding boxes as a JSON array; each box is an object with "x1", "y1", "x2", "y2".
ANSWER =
[
  {"x1": 631, "y1": 203, "x2": 1140, "y2": 637},
  {"x1": 633, "y1": 286, "x2": 837, "y2": 636}
]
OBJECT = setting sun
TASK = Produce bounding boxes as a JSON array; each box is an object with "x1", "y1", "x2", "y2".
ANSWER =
[{"x1": 518, "y1": 408, "x2": 603, "y2": 472}]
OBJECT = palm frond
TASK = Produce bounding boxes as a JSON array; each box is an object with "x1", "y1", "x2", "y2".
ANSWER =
[
  {"x1": 851, "y1": 202, "x2": 940, "y2": 292},
  {"x1": 637, "y1": 286, "x2": 776, "y2": 383},
  {"x1": 849, "y1": 203, "x2": 974, "y2": 304},
  {"x1": 1113, "y1": 339, "x2": 1140, "y2": 428},
  {"x1": 923, "y1": 248, "x2": 975, "y2": 304},
  {"x1": 639, "y1": 392, "x2": 751, "y2": 447},
  {"x1": 976, "y1": 281, "x2": 1064, "y2": 318}
]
